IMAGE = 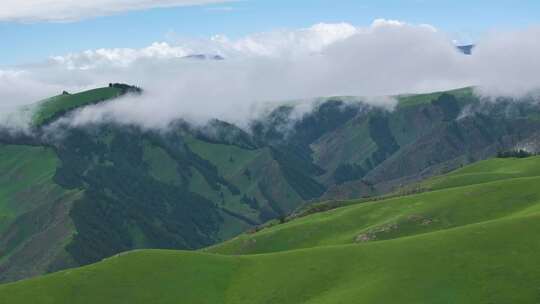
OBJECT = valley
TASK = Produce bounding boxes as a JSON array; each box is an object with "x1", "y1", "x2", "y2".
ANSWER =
[
  {"x1": 3, "y1": 4, "x2": 540, "y2": 303},
  {"x1": 1, "y1": 156, "x2": 539, "y2": 303},
  {"x1": 0, "y1": 84, "x2": 540, "y2": 282},
  {"x1": 0, "y1": 84, "x2": 539, "y2": 302}
]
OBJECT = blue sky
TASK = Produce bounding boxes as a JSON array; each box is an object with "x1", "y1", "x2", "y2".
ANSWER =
[{"x1": 1, "y1": 0, "x2": 540, "y2": 65}]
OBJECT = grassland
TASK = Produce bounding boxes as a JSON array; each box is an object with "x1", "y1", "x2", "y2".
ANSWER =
[
  {"x1": 423, "y1": 156, "x2": 540, "y2": 190},
  {"x1": 210, "y1": 158, "x2": 540, "y2": 255},
  {"x1": 0, "y1": 144, "x2": 81, "y2": 282},
  {"x1": 0, "y1": 144, "x2": 67, "y2": 228},
  {"x1": 32, "y1": 87, "x2": 122, "y2": 126},
  {"x1": 396, "y1": 86, "x2": 475, "y2": 108},
  {"x1": 1, "y1": 156, "x2": 539, "y2": 303},
  {"x1": 185, "y1": 136, "x2": 305, "y2": 237}
]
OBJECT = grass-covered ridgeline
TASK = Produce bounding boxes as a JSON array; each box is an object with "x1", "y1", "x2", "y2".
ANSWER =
[
  {"x1": 31, "y1": 84, "x2": 142, "y2": 127},
  {"x1": 1, "y1": 156, "x2": 540, "y2": 303},
  {"x1": 209, "y1": 157, "x2": 540, "y2": 255},
  {"x1": 32, "y1": 87, "x2": 123, "y2": 126},
  {"x1": 423, "y1": 155, "x2": 540, "y2": 190},
  {"x1": 396, "y1": 86, "x2": 475, "y2": 108}
]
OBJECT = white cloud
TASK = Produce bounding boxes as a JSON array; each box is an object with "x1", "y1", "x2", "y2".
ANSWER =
[
  {"x1": 208, "y1": 22, "x2": 359, "y2": 58},
  {"x1": 2, "y1": 20, "x2": 540, "y2": 131},
  {"x1": 0, "y1": 70, "x2": 64, "y2": 131},
  {"x1": 50, "y1": 42, "x2": 192, "y2": 69},
  {"x1": 471, "y1": 27, "x2": 540, "y2": 98},
  {"x1": 0, "y1": 0, "x2": 233, "y2": 22},
  {"x1": 47, "y1": 23, "x2": 358, "y2": 70}
]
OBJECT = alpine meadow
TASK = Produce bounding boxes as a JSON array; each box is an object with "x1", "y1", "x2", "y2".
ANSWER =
[{"x1": 1, "y1": 1, "x2": 540, "y2": 303}]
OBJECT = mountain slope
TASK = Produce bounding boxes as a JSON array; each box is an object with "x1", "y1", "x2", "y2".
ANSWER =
[
  {"x1": 209, "y1": 156, "x2": 540, "y2": 255},
  {"x1": 423, "y1": 156, "x2": 540, "y2": 190},
  {"x1": 0, "y1": 144, "x2": 81, "y2": 282},
  {"x1": 2, "y1": 84, "x2": 540, "y2": 283},
  {"x1": 31, "y1": 84, "x2": 141, "y2": 127},
  {"x1": 1, "y1": 156, "x2": 540, "y2": 303}
]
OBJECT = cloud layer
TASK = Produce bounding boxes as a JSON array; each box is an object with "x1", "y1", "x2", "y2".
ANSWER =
[
  {"x1": 0, "y1": 0, "x2": 232, "y2": 22},
  {"x1": 2, "y1": 20, "x2": 540, "y2": 130}
]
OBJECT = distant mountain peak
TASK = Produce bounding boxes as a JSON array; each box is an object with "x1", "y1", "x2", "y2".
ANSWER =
[
  {"x1": 184, "y1": 54, "x2": 225, "y2": 61},
  {"x1": 457, "y1": 44, "x2": 475, "y2": 55}
]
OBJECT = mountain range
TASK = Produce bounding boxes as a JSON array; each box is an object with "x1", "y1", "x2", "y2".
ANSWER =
[{"x1": 0, "y1": 83, "x2": 539, "y2": 285}]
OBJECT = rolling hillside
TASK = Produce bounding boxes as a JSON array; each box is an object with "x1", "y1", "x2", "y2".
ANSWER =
[
  {"x1": 31, "y1": 83, "x2": 141, "y2": 127},
  {"x1": 2, "y1": 84, "x2": 540, "y2": 283},
  {"x1": 1, "y1": 156, "x2": 539, "y2": 303},
  {"x1": 209, "y1": 156, "x2": 540, "y2": 255},
  {"x1": 0, "y1": 145, "x2": 81, "y2": 281}
]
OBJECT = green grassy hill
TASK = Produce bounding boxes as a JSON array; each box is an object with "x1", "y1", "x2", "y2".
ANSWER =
[
  {"x1": 0, "y1": 144, "x2": 81, "y2": 282},
  {"x1": 31, "y1": 84, "x2": 141, "y2": 127},
  {"x1": 423, "y1": 156, "x2": 540, "y2": 190},
  {"x1": 396, "y1": 86, "x2": 475, "y2": 108},
  {"x1": 2, "y1": 156, "x2": 540, "y2": 303},
  {"x1": 32, "y1": 87, "x2": 122, "y2": 126},
  {"x1": 209, "y1": 156, "x2": 540, "y2": 255},
  {"x1": 3, "y1": 84, "x2": 540, "y2": 285}
]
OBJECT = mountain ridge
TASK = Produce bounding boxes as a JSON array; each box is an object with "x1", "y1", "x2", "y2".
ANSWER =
[{"x1": 1, "y1": 84, "x2": 539, "y2": 283}]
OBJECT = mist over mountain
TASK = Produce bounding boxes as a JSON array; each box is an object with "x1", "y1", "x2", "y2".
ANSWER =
[
  {"x1": 1, "y1": 84, "x2": 540, "y2": 283},
  {"x1": 2, "y1": 21, "x2": 540, "y2": 133},
  {"x1": 2, "y1": 1, "x2": 540, "y2": 301}
]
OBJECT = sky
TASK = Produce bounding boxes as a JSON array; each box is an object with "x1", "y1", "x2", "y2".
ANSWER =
[
  {"x1": 2, "y1": 0, "x2": 540, "y2": 65},
  {"x1": 1, "y1": 0, "x2": 540, "y2": 131}
]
